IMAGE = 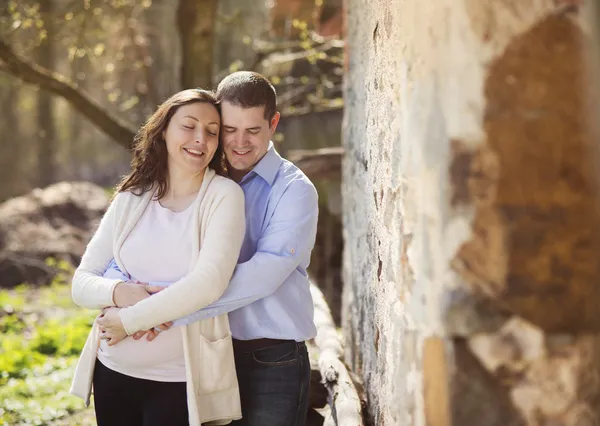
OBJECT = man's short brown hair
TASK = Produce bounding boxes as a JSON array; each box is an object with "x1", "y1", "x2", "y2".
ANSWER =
[{"x1": 216, "y1": 71, "x2": 277, "y2": 121}]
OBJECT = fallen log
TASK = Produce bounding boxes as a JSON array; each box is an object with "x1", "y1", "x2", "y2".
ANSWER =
[
  {"x1": 288, "y1": 147, "x2": 343, "y2": 181},
  {"x1": 310, "y1": 282, "x2": 364, "y2": 426}
]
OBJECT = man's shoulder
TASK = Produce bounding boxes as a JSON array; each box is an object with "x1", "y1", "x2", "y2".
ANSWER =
[
  {"x1": 271, "y1": 158, "x2": 318, "y2": 208},
  {"x1": 275, "y1": 157, "x2": 316, "y2": 192}
]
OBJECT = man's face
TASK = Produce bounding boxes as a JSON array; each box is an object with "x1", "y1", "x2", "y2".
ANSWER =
[{"x1": 221, "y1": 101, "x2": 280, "y2": 179}]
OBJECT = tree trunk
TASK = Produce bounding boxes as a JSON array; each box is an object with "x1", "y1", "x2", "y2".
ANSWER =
[
  {"x1": 213, "y1": 0, "x2": 269, "y2": 79},
  {"x1": 269, "y1": 0, "x2": 317, "y2": 38},
  {"x1": 177, "y1": 0, "x2": 218, "y2": 89},
  {"x1": 67, "y1": 54, "x2": 87, "y2": 180},
  {"x1": 36, "y1": 0, "x2": 56, "y2": 187},
  {"x1": 0, "y1": 82, "x2": 20, "y2": 201}
]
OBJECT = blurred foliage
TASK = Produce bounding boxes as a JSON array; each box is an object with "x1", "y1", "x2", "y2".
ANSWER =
[
  {"x1": 0, "y1": 258, "x2": 96, "y2": 425},
  {"x1": 2, "y1": 0, "x2": 160, "y2": 118},
  {"x1": 0, "y1": 358, "x2": 85, "y2": 426},
  {"x1": 0, "y1": 0, "x2": 344, "y2": 201}
]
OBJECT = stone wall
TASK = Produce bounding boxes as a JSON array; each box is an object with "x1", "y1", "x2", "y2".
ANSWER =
[{"x1": 342, "y1": 1, "x2": 600, "y2": 425}]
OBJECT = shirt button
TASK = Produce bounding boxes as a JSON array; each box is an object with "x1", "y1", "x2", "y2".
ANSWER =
[{"x1": 290, "y1": 248, "x2": 296, "y2": 254}]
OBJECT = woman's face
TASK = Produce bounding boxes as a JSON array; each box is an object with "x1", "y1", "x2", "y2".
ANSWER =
[{"x1": 163, "y1": 102, "x2": 220, "y2": 178}]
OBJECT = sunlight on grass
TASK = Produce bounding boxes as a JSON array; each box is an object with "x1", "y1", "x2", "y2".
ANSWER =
[
  {"x1": 0, "y1": 277, "x2": 96, "y2": 426},
  {"x1": 0, "y1": 286, "x2": 27, "y2": 314}
]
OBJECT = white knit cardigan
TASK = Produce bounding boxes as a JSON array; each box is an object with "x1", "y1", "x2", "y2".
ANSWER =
[{"x1": 70, "y1": 168, "x2": 245, "y2": 425}]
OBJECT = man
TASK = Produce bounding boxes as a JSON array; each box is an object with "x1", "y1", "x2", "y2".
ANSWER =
[
  {"x1": 103, "y1": 71, "x2": 319, "y2": 425},
  {"x1": 210, "y1": 71, "x2": 318, "y2": 425}
]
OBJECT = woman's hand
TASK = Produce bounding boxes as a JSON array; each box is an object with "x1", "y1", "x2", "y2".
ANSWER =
[
  {"x1": 97, "y1": 307, "x2": 128, "y2": 346},
  {"x1": 111, "y1": 283, "x2": 172, "y2": 342},
  {"x1": 112, "y1": 281, "x2": 152, "y2": 308}
]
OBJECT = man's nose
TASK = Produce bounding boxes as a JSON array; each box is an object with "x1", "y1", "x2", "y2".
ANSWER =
[{"x1": 233, "y1": 132, "x2": 246, "y2": 146}]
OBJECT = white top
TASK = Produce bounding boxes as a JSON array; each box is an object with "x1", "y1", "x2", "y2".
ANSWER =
[
  {"x1": 70, "y1": 169, "x2": 246, "y2": 425},
  {"x1": 96, "y1": 198, "x2": 197, "y2": 382}
]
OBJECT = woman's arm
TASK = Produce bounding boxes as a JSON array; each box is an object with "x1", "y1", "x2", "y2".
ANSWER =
[
  {"x1": 71, "y1": 194, "x2": 124, "y2": 309},
  {"x1": 118, "y1": 183, "x2": 246, "y2": 335}
]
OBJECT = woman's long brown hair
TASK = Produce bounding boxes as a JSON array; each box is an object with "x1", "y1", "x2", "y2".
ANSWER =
[{"x1": 115, "y1": 89, "x2": 225, "y2": 200}]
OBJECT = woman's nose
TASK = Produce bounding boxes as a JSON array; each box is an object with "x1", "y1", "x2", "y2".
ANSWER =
[{"x1": 194, "y1": 132, "x2": 206, "y2": 144}]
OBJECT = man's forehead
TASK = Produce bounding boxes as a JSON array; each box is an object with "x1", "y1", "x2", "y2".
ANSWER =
[
  {"x1": 222, "y1": 111, "x2": 268, "y2": 127},
  {"x1": 222, "y1": 101, "x2": 266, "y2": 116}
]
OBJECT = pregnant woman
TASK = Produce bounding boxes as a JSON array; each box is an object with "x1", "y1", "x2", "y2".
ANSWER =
[{"x1": 69, "y1": 89, "x2": 245, "y2": 426}]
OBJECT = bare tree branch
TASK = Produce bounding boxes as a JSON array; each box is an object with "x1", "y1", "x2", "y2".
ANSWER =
[{"x1": 0, "y1": 38, "x2": 136, "y2": 149}]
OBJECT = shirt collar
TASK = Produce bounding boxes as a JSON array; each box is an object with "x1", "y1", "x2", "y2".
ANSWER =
[{"x1": 242, "y1": 142, "x2": 282, "y2": 186}]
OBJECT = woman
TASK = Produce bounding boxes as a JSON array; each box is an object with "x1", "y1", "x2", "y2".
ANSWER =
[{"x1": 69, "y1": 89, "x2": 245, "y2": 426}]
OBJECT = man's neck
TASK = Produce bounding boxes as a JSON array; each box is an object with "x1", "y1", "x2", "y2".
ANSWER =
[
  {"x1": 228, "y1": 149, "x2": 270, "y2": 183},
  {"x1": 229, "y1": 168, "x2": 248, "y2": 183}
]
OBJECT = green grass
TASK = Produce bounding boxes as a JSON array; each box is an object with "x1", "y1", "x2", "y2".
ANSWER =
[
  {"x1": 0, "y1": 263, "x2": 97, "y2": 426},
  {"x1": 0, "y1": 285, "x2": 28, "y2": 314},
  {"x1": 0, "y1": 359, "x2": 82, "y2": 425}
]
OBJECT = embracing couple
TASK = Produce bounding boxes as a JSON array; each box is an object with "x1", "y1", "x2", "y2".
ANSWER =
[{"x1": 69, "y1": 71, "x2": 319, "y2": 426}]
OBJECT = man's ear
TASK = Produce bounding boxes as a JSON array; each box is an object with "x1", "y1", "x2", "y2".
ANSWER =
[{"x1": 270, "y1": 112, "x2": 281, "y2": 134}]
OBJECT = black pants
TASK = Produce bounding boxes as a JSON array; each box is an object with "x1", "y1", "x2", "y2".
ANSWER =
[{"x1": 92, "y1": 359, "x2": 189, "y2": 426}]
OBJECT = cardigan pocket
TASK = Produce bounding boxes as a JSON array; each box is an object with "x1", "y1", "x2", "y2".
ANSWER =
[{"x1": 196, "y1": 333, "x2": 237, "y2": 395}]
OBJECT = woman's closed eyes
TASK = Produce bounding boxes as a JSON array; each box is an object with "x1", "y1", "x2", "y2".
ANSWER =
[{"x1": 181, "y1": 125, "x2": 218, "y2": 137}]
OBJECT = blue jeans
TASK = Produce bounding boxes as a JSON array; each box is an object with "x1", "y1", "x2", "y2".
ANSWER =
[{"x1": 231, "y1": 341, "x2": 310, "y2": 426}]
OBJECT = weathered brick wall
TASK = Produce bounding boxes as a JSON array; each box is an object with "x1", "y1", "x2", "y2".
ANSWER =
[{"x1": 342, "y1": 1, "x2": 600, "y2": 425}]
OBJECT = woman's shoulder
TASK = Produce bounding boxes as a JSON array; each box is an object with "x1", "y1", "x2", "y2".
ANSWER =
[
  {"x1": 110, "y1": 189, "x2": 150, "y2": 209},
  {"x1": 207, "y1": 175, "x2": 244, "y2": 199},
  {"x1": 111, "y1": 189, "x2": 136, "y2": 204}
]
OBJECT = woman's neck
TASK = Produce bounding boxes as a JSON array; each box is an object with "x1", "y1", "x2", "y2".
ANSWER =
[{"x1": 164, "y1": 167, "x2": 206, "y2": 205}]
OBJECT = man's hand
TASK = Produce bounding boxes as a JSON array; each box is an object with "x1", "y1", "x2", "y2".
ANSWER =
[
  {"x1": 132, "y1": 321, "x2": 174, "y2": 341},
  {"x1": 97, "y1": 307, "x2": 127, "y2": 346}
]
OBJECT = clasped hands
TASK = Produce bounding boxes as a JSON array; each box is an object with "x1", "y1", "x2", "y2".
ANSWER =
[{"x1": 96, "y1": 281, "x2": 173, "y2": 346}]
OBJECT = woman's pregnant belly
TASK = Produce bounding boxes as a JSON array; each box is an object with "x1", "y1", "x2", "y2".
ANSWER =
[{"x1": 96, "y1": 326, "x2": 186, "y2": 382}]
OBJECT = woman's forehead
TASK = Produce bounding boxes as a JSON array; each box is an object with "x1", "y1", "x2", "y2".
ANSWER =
[{"x1": 173, "y1": 102, "x2": 220, "y2": 121}]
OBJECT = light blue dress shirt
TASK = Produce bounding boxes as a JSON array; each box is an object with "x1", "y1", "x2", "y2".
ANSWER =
[{"x1": 104, "y1": 143, "x2": 319, "y2": 341}]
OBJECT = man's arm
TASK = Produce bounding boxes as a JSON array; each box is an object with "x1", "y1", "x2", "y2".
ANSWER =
[
  {"x1": 173, "y1": 180, "x2": 319, "y2": 325},
  {"x1": 103, "y1": 180, "x2": 318, "y2": 327},
  {"x1": 103, "y1": 259, "x2": 207, "y2": 326}
]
